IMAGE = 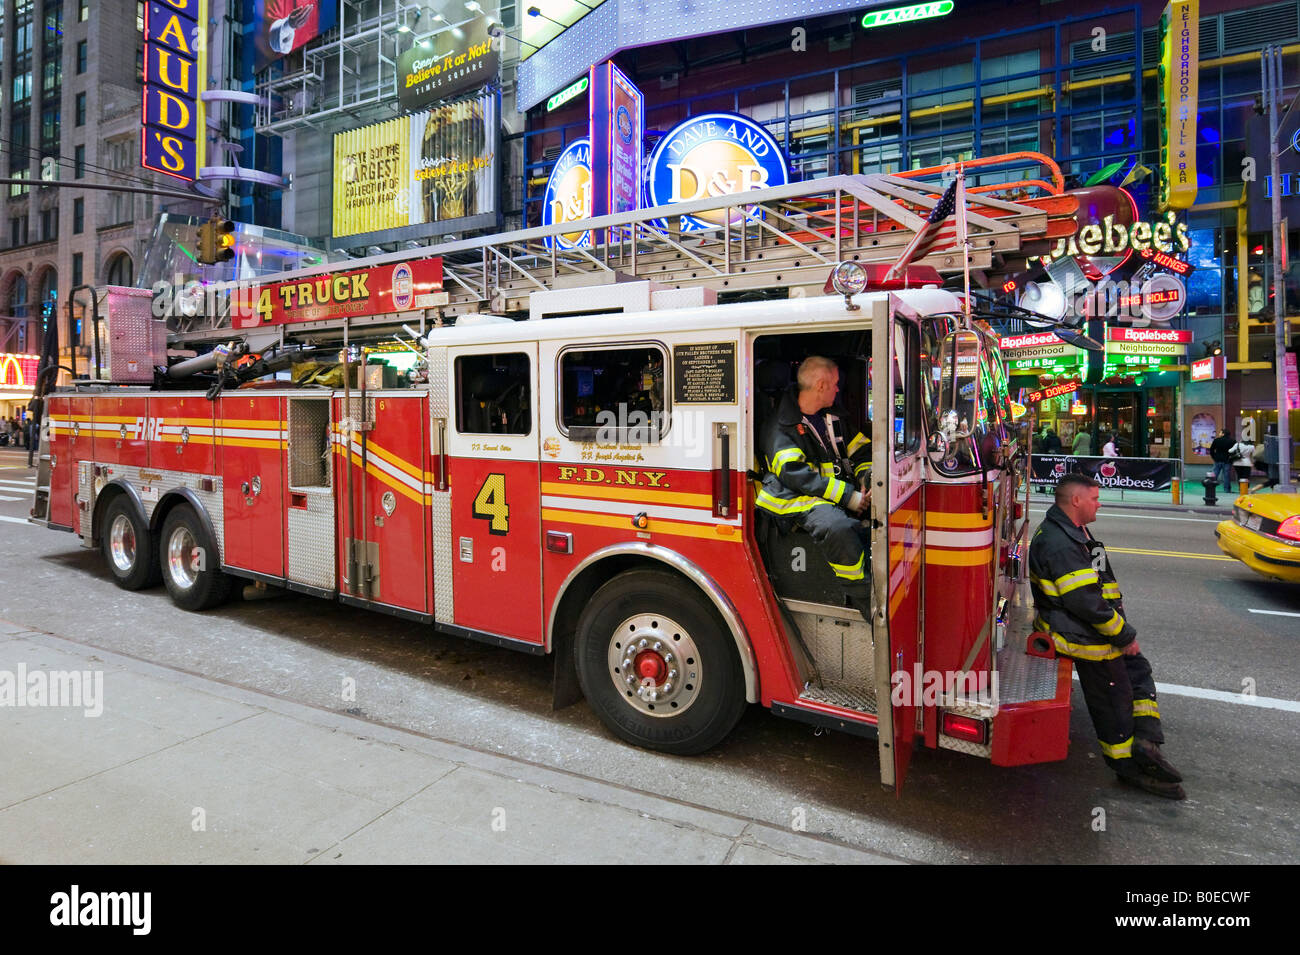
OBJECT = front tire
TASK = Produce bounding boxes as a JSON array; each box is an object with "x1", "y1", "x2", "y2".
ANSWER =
[
  {"x1": 160, "y1": 504, "x2": 232, "y2": 611},
  {"x1": 101, "y1": 496, "x2": 160, "y2": 590},
  {"x1": 575, "y1": 570, "x2": 747, "y2": 756}
]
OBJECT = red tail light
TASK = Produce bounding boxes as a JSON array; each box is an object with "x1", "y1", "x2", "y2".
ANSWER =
[
  {"x1": 1277, "y1": 516, "x2": 1300, "y2": 542},
  {"x1": 942, "y1": 712, "x2": 987, "y2": 744}
]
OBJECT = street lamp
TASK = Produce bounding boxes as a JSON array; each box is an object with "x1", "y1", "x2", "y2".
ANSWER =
[{"x1": 528, "y1": 6, "x2": 567, "y2": 29}]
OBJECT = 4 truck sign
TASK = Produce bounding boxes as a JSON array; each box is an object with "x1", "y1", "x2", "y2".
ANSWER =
[
  {"x1": 141, "y1": 0, "x2": 207, "y2": 182},
  {"x1": 232, "y1": 258, "x2": 445, "y2": 328}
]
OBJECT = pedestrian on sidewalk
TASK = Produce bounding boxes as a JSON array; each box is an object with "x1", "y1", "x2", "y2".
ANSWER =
[
  {"x1": 1028, "y1": 474, "x2": 1185, "y2": 799},
  {"x1": 1102, "y1": 434, "x2": 1119, "y2": 457},
  {"x1": 1229, "y1": 432, "x2": 1255, "y2": 486},
  {"x1": 1209, "y1": 428, "x2": 1235, "y2": 492},
  {"x1": 1258, "y1": 425, "x2": 1281, "y2": 490},
  {"x1": 1072, "y1": 429, "x2": 1092, "y2": 456},
  {"x1": 1043, "y1": 427, "x2": 1062, "y2": 454}
]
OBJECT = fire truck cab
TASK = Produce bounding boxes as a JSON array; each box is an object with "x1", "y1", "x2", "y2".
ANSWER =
[{"x1": 31, "y1": 162, "x2": 1078, "y2": 792}]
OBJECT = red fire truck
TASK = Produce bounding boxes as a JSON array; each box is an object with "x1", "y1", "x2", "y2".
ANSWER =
[{"x1": 30, "y1": 155, "x2": 1080, "y2": 791}]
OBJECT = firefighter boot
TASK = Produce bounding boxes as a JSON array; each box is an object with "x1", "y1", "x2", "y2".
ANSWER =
[
  {"x1": 1133, "y1": 738, "x2": 1183, "y2": 783},
  {"x1": 1118, "y1": 773, "x2": 1187, "y2": 800}
]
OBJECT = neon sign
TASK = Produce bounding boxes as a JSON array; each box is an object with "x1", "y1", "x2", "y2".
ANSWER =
[
  {"x1": 547, "y1": 76, "x2": 589, "y2": 112},
  {"x1": 861, "y1": 1, "x2": 955, "y2": 29},
  {"x1": 141, "y1": 0, "x2": 207, "y2": 182}
]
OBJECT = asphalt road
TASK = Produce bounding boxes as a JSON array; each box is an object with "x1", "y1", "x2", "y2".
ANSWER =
[{"x1": 1, "y1": 446, "x2": 1296, "y2": 864}]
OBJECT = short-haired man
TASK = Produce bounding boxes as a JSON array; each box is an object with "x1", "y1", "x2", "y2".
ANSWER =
[
  {"x1": 758, "y1": 356, "x2": 872, "y2": 619},
  {"x1": 1028, "y1": 473, "x2": 1185, "y2": 798}
]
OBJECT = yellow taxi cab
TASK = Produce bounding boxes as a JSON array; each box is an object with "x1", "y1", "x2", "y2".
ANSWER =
[{"x1": 1215, "y1": 492, "x2": 1300, "y2": 584}]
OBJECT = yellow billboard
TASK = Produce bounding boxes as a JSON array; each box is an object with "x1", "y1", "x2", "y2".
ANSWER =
[
  {"x1": 1159, "y1": 0, "x2": 1199, "y2": 210},
  {"x1": 332, "y1": 95, "x2": 498, "y2": 239}
]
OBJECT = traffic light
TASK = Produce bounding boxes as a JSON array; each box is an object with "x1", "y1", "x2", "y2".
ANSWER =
[{"x1": 196, "y1": 218, "x2": 236, "y2": 265}]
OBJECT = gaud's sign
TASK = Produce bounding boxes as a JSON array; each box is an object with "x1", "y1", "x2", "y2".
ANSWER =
[
  {"x1": 233, "y1": 258, "x2": 444, "y2": 328},
  {"x1": 542, "y1": 139, "x2": 593, "y2": 251},
  {"x1": 645, "y1": 113, "x2": 789, "y2": 232},
  {"x1": 141, "y1": 0, "x2": 207, "y2": 182}
]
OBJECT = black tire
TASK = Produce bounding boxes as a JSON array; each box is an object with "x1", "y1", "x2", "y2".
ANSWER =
[
  {"x1": 159, "y1": 503, "x2": 232, "y2": 611},
  {"x1": 574, "y1": 569, "x2": 748, "y2": 756},
  {"x1": 100, "y1": 496, "x2": 160, "y2": 590}
]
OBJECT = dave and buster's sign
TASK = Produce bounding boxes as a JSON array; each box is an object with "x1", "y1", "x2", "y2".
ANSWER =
[
  {"x1": 646, "y1": 113, "x2": 789, "y2": 231},
  {"x1": 233, "y1": 258, "x2": 444, "y2": 328},
  {"x1": 542, "y1": 139, "x2": 593, "y2": 251},
  {"x1": 141, "y1": 0, "x2": 207, "y2": 182},
  {"x1": 589, "y1": 62, "x2": 643, "y2": 219}
]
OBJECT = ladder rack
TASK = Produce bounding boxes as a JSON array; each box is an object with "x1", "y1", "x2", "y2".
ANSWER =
[{"x1": 171, "y1": 166, "x2": 1077, "y2": 343}]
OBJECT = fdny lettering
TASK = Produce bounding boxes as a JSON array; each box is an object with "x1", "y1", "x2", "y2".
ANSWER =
[
  {"x1": 557, "y1": 466, "x2": 669, "y2": 488},
  {"x1": 277, "y1": 273, "x2": 370, "y2": 308},
  {"x1": 132, "y1": 418, "x2": 166, "y2": 441}
]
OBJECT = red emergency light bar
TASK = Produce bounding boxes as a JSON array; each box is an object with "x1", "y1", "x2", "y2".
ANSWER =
[{"x1": 1138, "y1": 247, "x2": 1194, "y2": 276}]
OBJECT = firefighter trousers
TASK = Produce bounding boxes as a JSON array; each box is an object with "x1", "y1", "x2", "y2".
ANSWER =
[
  {"x1": 1072, "y1": 650, "x2": 1163, "y2": 773},
  {"x1": 796, "y1": 503, "x2": 872, "y2": 617}
]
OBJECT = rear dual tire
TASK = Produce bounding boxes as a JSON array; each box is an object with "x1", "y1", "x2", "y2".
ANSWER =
[{"x1": 160, "y1": 504, "x2": 232, "y2": 611}]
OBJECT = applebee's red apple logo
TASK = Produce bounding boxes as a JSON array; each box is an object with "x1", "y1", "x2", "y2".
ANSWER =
[
  {"x1": 1053, "y1": 462, "x2": 1066, "y2": 475},
  {"x1": 1099, "y1": 461, "x2": 1117, "y2": 478}
]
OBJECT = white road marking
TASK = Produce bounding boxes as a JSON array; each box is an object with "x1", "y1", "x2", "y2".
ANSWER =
[
  {"x1": 0, "y1": 495, "x2": 22, "y2": 501},
  {"x1": 1072, "y1": 674, "x2": 1300, "y2": 712},
  {"x1": 0, "y1": 481, "x2": 34, "y2": 489},
  {"x1": 1248, "y1": 608, "x2": 1300, "y2": 619},
  {"x1": 0, "y1": 515, "x2": 31, "y2": 525}
]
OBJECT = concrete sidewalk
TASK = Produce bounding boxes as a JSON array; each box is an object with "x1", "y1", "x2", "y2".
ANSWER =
[{"x1": 0, "y1": 620, "x2": 900, "y2": 865}]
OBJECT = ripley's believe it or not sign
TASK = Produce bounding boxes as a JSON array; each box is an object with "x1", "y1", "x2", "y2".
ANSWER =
[{"x1": 141, "y1": 0, "x2": 208, "y2": 182}]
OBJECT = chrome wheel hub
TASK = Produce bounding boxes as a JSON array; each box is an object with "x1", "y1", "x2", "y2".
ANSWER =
[
  {"x1": 167, "y1": 525, "x2": 199, "y2": 591},
  {"x1": 606, "y1": 612, "x2": 701, "y2": 717},
  {"x1": 109, "y1": 514, "x2": 136, "y2": 573}
]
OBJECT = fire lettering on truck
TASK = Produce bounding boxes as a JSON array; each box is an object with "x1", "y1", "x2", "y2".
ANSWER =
[
  {"x1": 132, "y1": 418, "x2": 165, "y2": 441},
  {"x1": 556, "y1": 466, "x2": 669, "y2": 488}
]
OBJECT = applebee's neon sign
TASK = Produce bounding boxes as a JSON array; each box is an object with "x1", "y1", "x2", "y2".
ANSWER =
[{"x1": 1041, "y1": 210, "x2": 1189, "y2": 264}]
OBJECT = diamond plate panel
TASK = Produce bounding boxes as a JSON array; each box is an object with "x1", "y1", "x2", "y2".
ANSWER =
[
  {"x1": 77, "y1": 462, "x2": 94, "y2": 542},
  {"x1": 427, "y1": 347, "x2": 448, "y2": 418},
  {"x1": 288, "y1": 397, "x2": 332, "y2": 489},
  {"x1": 431, "y1": 492, "x2": 453, "y2": 624},
  {"x1": 938, "y1": 734, "x2": 992, "y2": 758},
  {"x1": 791, "y1": 608, "x2": 874, "y2": 686},
  {"x1": 93, "y1": 464, "x2": 225, "y2": 561},
  {"x1": 287, "y1": 490, "x2": 336, "y2": 590},
  {"x1": 799, "y1": 679, "x2": 877, "y2": 714},
  {"x1": 995, "y1": 645, "x2": 1061, "y2": 705},
  {"x1": 101, "y1": 286, "x2": 165, "y2": 382}
]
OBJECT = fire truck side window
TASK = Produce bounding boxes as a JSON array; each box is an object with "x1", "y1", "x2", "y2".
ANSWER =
[
  {"x1": 455, "y1": 353, "x2": 532, "y2": 435},
  {"x1": 893, "y1": 322, "x2": 922, "y2": 459},
  {"x1": 559, "y1": 345, "x2": 666, "y2": 443}
]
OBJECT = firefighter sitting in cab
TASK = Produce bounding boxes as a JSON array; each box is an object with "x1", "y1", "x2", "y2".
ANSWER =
[{"x1": 757, "y1": 356, "x2": 873, "y2": 620}]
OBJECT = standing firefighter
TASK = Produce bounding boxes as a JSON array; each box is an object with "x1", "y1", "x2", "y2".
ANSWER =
[
  {"x1": 1028, "y1": 474, "x2": 1186, "y2": 799},
  {"x1": 757, "y1": 356, "x2": 872, "y2": 621}
]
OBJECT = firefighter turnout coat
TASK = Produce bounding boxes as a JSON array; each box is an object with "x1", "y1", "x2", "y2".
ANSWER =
[
  {"x1": 1027, "y1": 503, "x2": 1136, "y2": 660},
  {"x1": 756, "y1": 389, "x2": 872, "y2": 519}
]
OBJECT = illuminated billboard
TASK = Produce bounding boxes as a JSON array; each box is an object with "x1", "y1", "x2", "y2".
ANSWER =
[
  {"x1": 253, "y1": 0, "x2": 339, "y2": 74},
  {"x1": 332, "y1": 93, "x2": 498, "y2": 239}
]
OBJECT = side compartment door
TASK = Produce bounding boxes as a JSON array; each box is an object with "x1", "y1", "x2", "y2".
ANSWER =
[
  {"x1": 219, "y1": 395, "x2": 286, "y2": 578},
  {"x1": 446, "y1": 344, "x2": 542, "y2": 644},
  {"x1": 870, "y1": 296, "x2": 927, "y2": 793}
]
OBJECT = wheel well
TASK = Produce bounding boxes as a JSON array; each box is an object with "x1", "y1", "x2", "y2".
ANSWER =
[
  {"x1": 549, "y1": 552, "x2": 758, "y2": 704},
  {"x1": 151, "y1": 491, "x2": 221, "y2": 566},
  {"x1": 91, "y1": 483, "x2": 135, "y2": 546}
]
